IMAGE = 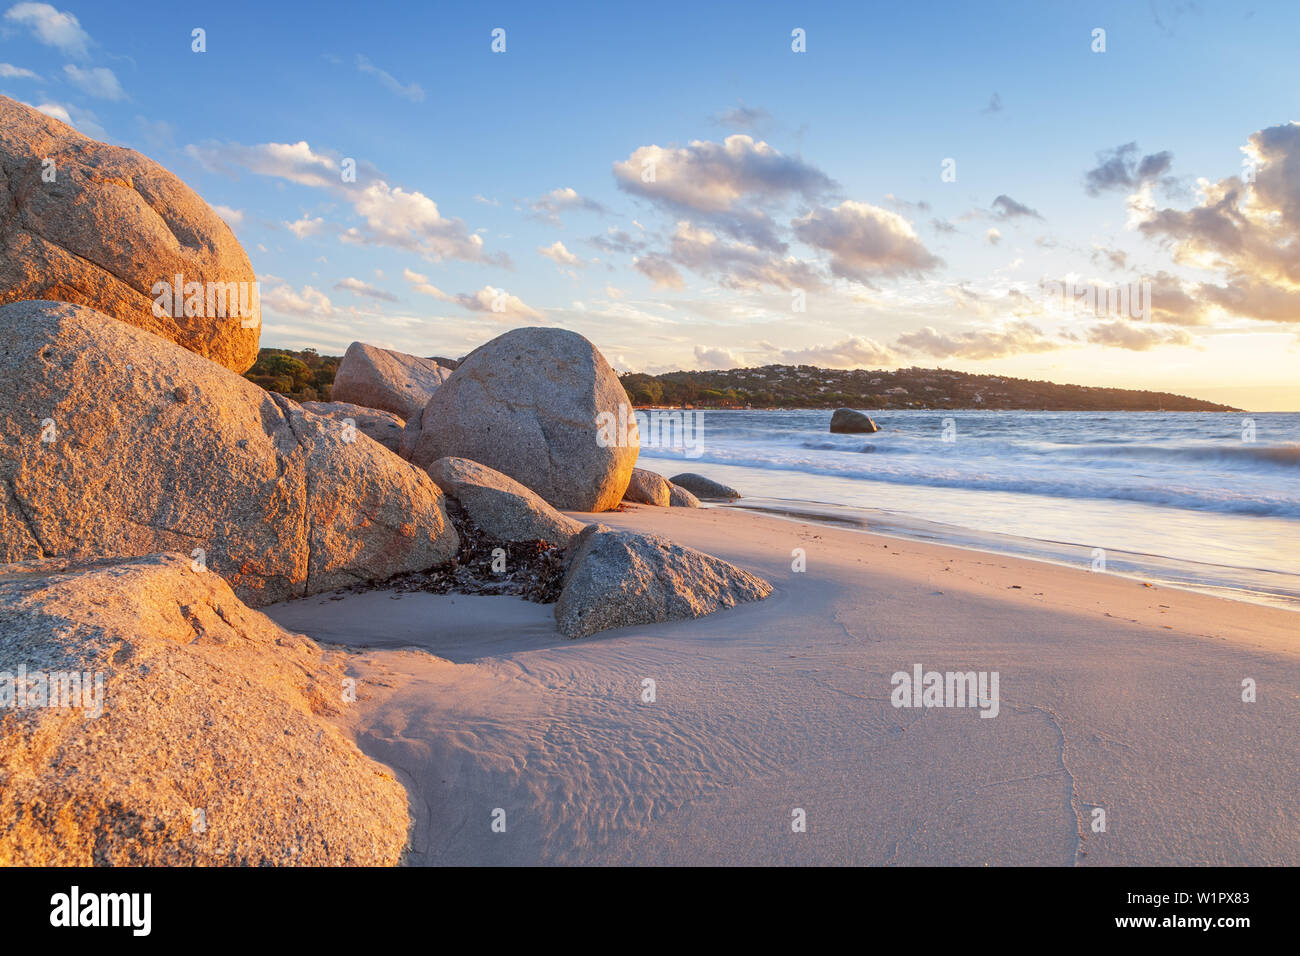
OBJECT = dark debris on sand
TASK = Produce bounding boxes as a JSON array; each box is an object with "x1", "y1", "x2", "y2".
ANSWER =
[{"x1": 337, "y1": 499, "x2": 568, "y2": 603}]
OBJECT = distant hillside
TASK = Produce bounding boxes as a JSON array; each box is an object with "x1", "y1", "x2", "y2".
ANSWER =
[
  {"x1": 619, "y1": 365, "x2": 1238, "y2": 412},
  {"x1": 244, "y1": 349, "x2": 1236, "y2": 412}
]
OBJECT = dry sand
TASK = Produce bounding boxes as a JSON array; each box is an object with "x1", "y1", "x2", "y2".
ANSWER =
[{"x1": 265, "y1": 505, "x2": 1300, "y2": 865}]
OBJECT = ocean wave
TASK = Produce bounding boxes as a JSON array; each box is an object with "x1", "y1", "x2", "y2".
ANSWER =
[
  {"x1": 1053, "y1": 442, "x2": 1300, "y2": 467},
  {"x1": 645, "y1": 448, "x2": 1300, "y2": 517},
  {"x1": 789, "y1": 436, "x2": 1300, "y2": 469},
  {"x1": 799, "y1": 440, "x2": 877, "y2": 453}
]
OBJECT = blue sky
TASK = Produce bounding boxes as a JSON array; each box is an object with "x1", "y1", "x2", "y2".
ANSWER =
[{"x1": 2, "y1": 0, "x2": 1298, "y2": 408}]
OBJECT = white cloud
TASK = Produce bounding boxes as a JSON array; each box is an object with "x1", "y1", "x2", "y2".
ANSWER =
[
  {"x1": 711, "y1": 102, "x2": 770, "y2": 131},
  {"x1": 1136, "y1": 121, "x2": 1300, "y2": 324},
  {"x1": 0, "y1": 62, "x2": 40, "y2": 79},
  {"x1": 668, "y1": 220, "x2": 825, "y2": 292},
  {"x1": 261, "y1": 279, "x2": 333, "y2": 317},
  {"x1": 539, "y1": 240, "x2": 581, "y2": 267},
  {"x1": 285, "y1": 216, "x2": 326, "y2": 239},
  {"x1": 529, "y1": 186, "x2": 605, "y2": 224},
  {"x1": 346, "y1": 180, "x2": 495, "y2": 263},
  {"x1": 186, "y1": 140, "x2": 341, "y2": 188},
  {"x1": 614, "y1": 134, "x2": 836, "y2": 248},
  {"x1": 63, "y1": 64, "x2": 123, "y2": 100},
  {"x1": 30, "y1": 100, "x2": 104, "y2": 138},
  {"x1": 896, "y1": 321, "x2": 1059, "y2": 360},
  {"x1": 4, "y1": 3, "x2": 90, "y2": 57},
  {"x1": 355, "y1": 54, "x2": 424, "y2": 102},
  {"x1": 185, "y1": 139, "x2": 502, "y2": 265},
  {"x1": 32, "y1": 101, "x2": 70, "y2": 123},
  {"x1": 693, "y1": 344, "x2": 744, "y2": 369},
  {"x1": 135, "y1": 115, "x2": 174, "y2": 149},
  {"x1": 634, "y1": 254, "x2": 684, "y2": 290},
  {"x1": 614, "y1": 135, "x2": 834, "y2": 214},
  {"x1": 793, "y1": 200, "x2": 942, "y2": 281},
  {"x1": 773, "y1": 336, "x2": 896, "y2": 368},
  {"x1": 402, "y1": 268, "x2": 450, "y2": 300},
  {"x1": 453, "y1": 286, "x2": 543, "y2": 320},
  {"x1": 212, "y1": 205, "x2": 243, "y2": 227},
  {"x1": 334, "y1": 276, "x2": 397, "y2": 302},
  {"x1": 1086, "y1": 321, "x2": 1194, "y2": 351}
]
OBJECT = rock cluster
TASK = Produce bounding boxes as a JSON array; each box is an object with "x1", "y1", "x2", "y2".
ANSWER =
[
  {"x1": 0, "y1": 108, "x2": 773, "y2": 866},
  {"x1": 0, "y1": 300, "x2": 459, "y2": 607}
]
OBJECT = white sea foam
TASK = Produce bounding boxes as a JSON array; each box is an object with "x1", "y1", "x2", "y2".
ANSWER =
[{"x1": 639, "y1": 409, "x2": 1300, "y2": 608}]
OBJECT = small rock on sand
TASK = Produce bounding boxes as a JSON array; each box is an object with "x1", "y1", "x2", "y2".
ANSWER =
[
  {"x1": 555, "y1": 524, "x2": 772, "y2": 639},
  {"x1": 623, "y1": 467, "x2": 673, "y2": 507}
]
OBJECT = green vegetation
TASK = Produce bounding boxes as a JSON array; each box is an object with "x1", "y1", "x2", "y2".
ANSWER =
[
  {"x1": 244, "y1": 348, "x2": 341, "y2": 402},
  {"x1": 242, "y1": 349, "x2": 1236, "y2": 412},
  {"x1": 619, "y1": 365, "x2": 1237, "y2": 412}
]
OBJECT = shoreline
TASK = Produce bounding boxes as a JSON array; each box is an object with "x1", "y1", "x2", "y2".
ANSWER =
[
  {"x1": 267, "y1": 505, "x2": 1300, "y2": 866},
  {"x1": 715, "y1": 497, "x2": 1300, "y2": 613},
  {"x1": 634, "y1": 421, "x2": 1300, "y2": 613},
  {"x1": 628, "y1": 404, "x2": 1265, "y2": 413}
]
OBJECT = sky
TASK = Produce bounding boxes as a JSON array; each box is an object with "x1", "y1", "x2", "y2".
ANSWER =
[{"x1": 1, "y1": 0, "x2": 1298, "y2": 409}]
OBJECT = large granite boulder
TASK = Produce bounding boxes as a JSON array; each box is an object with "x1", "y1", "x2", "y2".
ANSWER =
[
  {"x1": 623, "y1": 467, "x2": 672, "y2": 507},
  {"x1": 0, "y1": 553, "x2": 409, "y2": 865},
  {"x1": 0, "y1": 95, "x2": 260, "y2": 372},
  {"x1": 302, "y1": 401, "x2": 405, "y2": 454},
  {"x1": 330, "y1": 342, "x2": 452, "y2": 419},
  {"x1": 428, "y1": 457, "x2": 584, "y2": 548},
  {"x1": 408, "y1": 327, "x2": 637, "y2": 511},
  {"x1": 0, "y1": 300, "x2": 458, "y2": 606},
  {"x1": 669, "y1": 473, "x2": 741, "y2": 501},
  {"x1": 555, "y1": 525, "x2": 772, "y2": 639},
  {"x1": 830, "y1": 408, "x2": 879, "y2": 433}
]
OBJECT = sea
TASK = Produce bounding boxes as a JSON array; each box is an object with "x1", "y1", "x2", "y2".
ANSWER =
[{"x1": 635, "y1": 409, "x2": 1300, "y2": 611}]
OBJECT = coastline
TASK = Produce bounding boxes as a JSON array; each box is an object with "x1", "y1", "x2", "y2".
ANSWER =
[
  {"x1": 718, "y1": 496, "x2": 1300, "y2": 613},
  {"x1": 634, "y1": 447, "x2": 1300, "y2": 613},
  {"x1": 267, "y1": 505, "x2": 1300, "y2": 866}
]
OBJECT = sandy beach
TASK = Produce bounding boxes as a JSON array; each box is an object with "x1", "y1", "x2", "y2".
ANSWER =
[{"x1": 265, "y1": 505, "x2": 1300, "y2": 866}]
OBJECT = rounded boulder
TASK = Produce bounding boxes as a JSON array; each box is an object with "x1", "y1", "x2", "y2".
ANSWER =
[{"x1": 408, "y1": 327, "x2": 637, "y2": 511}]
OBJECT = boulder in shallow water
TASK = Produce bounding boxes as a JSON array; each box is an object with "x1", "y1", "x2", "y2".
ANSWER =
[
  {"x1": 830, "y1": 408, "x2": 879, "y2": 433},
  {"x1": 669, "y1": 473, "x2": 741, "y2": 500},
  {"x1": 555, "y1": 524, "x2": 772, "y2": 639},
  {"x1": 0, "y1": 553, "x2": 409, "y2": 865}
]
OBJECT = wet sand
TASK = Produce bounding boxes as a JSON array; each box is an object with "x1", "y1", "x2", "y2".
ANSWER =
[{"x1": 265, "y1": 505, "x2": 1300, "y2": 865}]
